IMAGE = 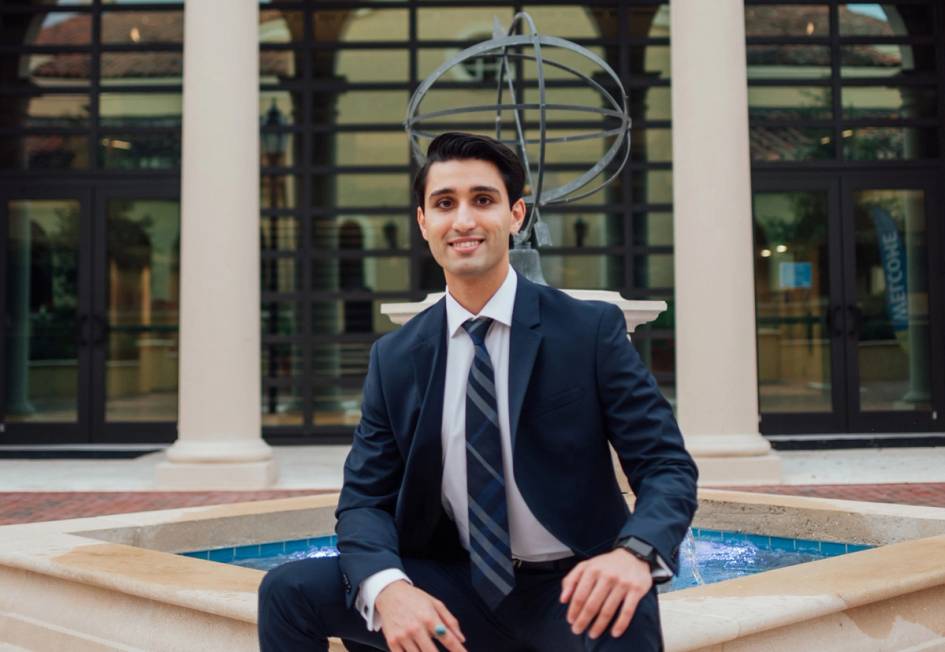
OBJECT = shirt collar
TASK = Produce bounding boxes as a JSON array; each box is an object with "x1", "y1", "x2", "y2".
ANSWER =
[{"x1": 445, "y1": 266, "x2": 517, "y2": 338}]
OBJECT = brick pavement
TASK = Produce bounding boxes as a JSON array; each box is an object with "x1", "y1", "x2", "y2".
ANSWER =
[{"x1": 2, "y1": 484, "x2": 945, "y2": 526}]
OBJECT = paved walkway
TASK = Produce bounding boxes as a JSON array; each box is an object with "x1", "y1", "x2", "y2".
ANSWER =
[{"x1": 2, "y1": 446, "x2": 945, "y2": 525}]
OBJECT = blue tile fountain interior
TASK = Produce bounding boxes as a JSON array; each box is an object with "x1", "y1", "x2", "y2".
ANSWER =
[{"x1": 180, "y1": 529, "x2": 873, "y2": 592}]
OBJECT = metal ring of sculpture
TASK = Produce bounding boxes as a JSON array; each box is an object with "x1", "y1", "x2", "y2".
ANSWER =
[{"x1": 405, "y1": 12, "x2": 632, "y2": 248}]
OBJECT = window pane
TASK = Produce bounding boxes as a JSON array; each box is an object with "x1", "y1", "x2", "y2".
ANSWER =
[
  {"x1": 260, "y1": 91, "x2": 302, "y2": 127},
  {"x1": 842, "y1": 86, "x2": 937, "y2": 120},
  {"x1": 261, "y1": 343, "x2": 304, "y2": 378},
  {"x1": 101, "y1": 10, "x2": 183, "y2": 44},
  {"x1": 313, "y1": 173, "x2": 410, "y2": 209},
  {"x1": 540, "y1": 212, "x2": 624, "y2": 247},
  {"x1": 417, "y1": 8, "x2": 513, "y2": 41},
  {"x1": 260, "y1": 302, "x2": 303, "y2": 336},
  {"x1": 632, "y1": 170, "x2": 672, "y2": 204},
  {"x1": 99, "y1": 92, "x2": 181, "y2": 127},
  {"x1": 101, "y1": 52, "x2": 182, "y2": 86},
  {"x1": 261, "y1": 216, "x2": 299, "y2": 251},
  {"x1": 750, "y1": 127, "x2": 834, "y2": 161},
  {"x1": 0, "y1": 93, "x2": 90, "y2": 128},
  {"x1": 4, "y1": 11, "x2": 91, "y2": 46},
  {"x1": 747, "y1": 45, "x2": 832, "y2": 80},
  {"x1": 260, "y1": 48, "x2": 301, "y2": 82},
  {"x1": 630, "y1": 45, "x2": 670, "y2": 80},
  {"x1": 315, "y1": 9, "x2": 408, "y2": 42},
  {"x1": 259, "y1": 9, "x2": 304, "y2": 43},
  {"x1": 261, "y1": 385, "x2": 303, "y2": 426},
  {"x1": 260, "y1": 175, "x2": 299, "y2": 210},
  {"x1": 842, "y1": 127, "x2": 939, "y2": 160},
  {"x1": 313, "y1": 216, "x2": 411, "y2": 251},
  {"x1": 325, "y1": 49, "x2": 409, "y2": 84},
  {"x1": 634, "y1": 254, "x2": 674, "y2": 289},
  {"x1": 745, "y1": 5, "x2": 829, "y2": 37},
  {"x1": 640, "y1": 86, "x2": 671, "y2": 121},
  {"x1": 19, "y1": 53, "x2": 92, "y2": 87},
  {"x1": 259, "y1": 130, "x2": 299, "y2": 168},
  {"x1": 839, "y1": 4, "x2": 932, "y2": 37},
  {"x1": 99, "y1": 133, "x2": 180, "y2": 169},
  {"x1": 312, "y1": 256, "x2": 410, "y2": 292},
  {"x1": 748, "y1": 86, "x2": 832, "y2": 120},
  {"x1": 841, "y1": 44, "x2": 936, "y2": 79},
  {"x1": 540, "y1": 254, "x2": 623, "y2": 290},
  {"x1": 330, "y1": 132, "x2": 409, "y2": 167},
  {"x1": 313, "y1": 382, "x2": 364, "y2": 427},
  {"x1": 632, "y1": 210, "x2": 673, "y2": 247},
  {"x1": 311, "y1": 300, "x2": 403, "y2": 335},
  {"x1": 320, "y1": 91, "x2": 407, "y2": 126},
  {"x1": 631, "y1": 128, "x2": 672, "y2": 162},
  {"x1": 0, "y1": 135, "x2": 89, "y2": 170},
  {"x1": 520, "y1": 6, "x2": 611, "y2": 39}
]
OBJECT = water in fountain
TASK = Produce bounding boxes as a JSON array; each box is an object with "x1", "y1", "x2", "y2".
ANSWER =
[{"x1": 682, "y1": 527, "x2": 705, "y2": 586}]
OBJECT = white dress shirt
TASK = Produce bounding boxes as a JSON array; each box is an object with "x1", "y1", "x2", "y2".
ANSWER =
[{"x1": 354, "y1": 266, "x2": 670, "y2": 630}]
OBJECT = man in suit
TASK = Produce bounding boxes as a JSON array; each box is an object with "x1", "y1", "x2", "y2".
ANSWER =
[{"x1": 258, "y1": 132, "x2": 698, "y2": 652}]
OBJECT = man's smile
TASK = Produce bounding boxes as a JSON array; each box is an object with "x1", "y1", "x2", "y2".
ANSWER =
[{"x1": 448, "y1": 237, "x2": 485, "y2": 253}]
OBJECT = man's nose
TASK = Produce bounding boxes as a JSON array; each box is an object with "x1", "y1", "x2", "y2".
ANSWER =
[{"x1": 452, "y1": 202, "x2": 477, "y2": 231}]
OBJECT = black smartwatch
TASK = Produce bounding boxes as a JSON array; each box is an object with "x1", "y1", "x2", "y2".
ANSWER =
[{"x1": 616, "y1": 536, "x2": 657, "y2": 567}]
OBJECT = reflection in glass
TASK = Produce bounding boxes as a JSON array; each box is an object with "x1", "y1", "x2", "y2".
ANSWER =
[
  {"x1": 261, "y1": 385, "x2": 303, "y2": 426},
  {"x1": 839, "y1": 4, "x2": 931, "y2": 37},
  {"x1": 313, "y1": 216, "x2": 411, "y2": 251},
  {"x1": 261, "y1": 216, "x2": 298, "y2": 252},
  {"x1": 634, "y1": 254, "x2": 673, "y2": 289},
  {"x1": 840, "y1": 44, "x2": 934, "y2": 79},
  {"x1": 540, "y1": 212, "x2": 623, "y2": 248},
  {"x1": 105, "y1": 199, "x2": 180, "y2": 422},
  {"x1": 313, "y1": 383, "x2": 366, "y2": 427},
  {"x1": 313, "y1": 255, "x2": 410, "y2": 292},
  {"x1": 260, "y1": 175, "x2": 299, "y2": 210},
  {"x1": 100, "y1": 53, "x2": 182, "y2": 85},
  {"x1": 99, "y1": 133, "x2": 180, "y2": 169},
  {"x1": 262, "y1": 257, "x2": 300, "y2": 293},
  {"x1": 747, "y1": 45, "x2": 831, "y2": 80},
  {"x1": 313, "y1": 173, "x2": 411, "y2": 208},
  {"x1": 260, "y1": 303, "x2": 302, "y2": 337},
  {"x1": 632, "y1": 170, "x2": 672, "y2": 204},
  {"x1": 0, "y1": 135, "x2": 89, "y2": 170},
  {"x1": 329, "y1": 49, "x2": 409, "y2": 84},
  {"x1": 260, "y1": 49, "x2": 299, "y2": 82},
  {"x1": 853, "y1": 190, "x2": 929, "y2": 411},
  {"x1": 311, "y1": 300, "x2": 402, "y2": 336},
  {"x1": 753, "y1": 191, "x2": 832, "y2": 413},
  {"x1": 540, "y1": 254, "x2": 622, "y2": 290},
  {"x1": 750, "y1": 127, "x2": 833, "y2": 162},
  {"x1": 21, "y1": 12, "x2": 91, "y2": 45},
  {"x1": 631, "y1": 128, "x2": 672, "y2": 162},
  {"x1": 417, "y1": 8, "x2": 511, "y2": 41},
  {"x1": 842, "y1": 86, "x2": 937, "y2": 120},
  {"x1": 259, "y1": 9, "x2": 304, "y2": 43},
  {"x1": 315, "y1": 9, "x2": 408, "y2": 42},
  {"x1": 843, "y1": 127, "x2": 938, "y2": 161},
  {"x1": 99, "y1": 92, "x2": 181, "y2": 127},
  {"x1": 0, "y1": 94, "x2": 90, "y2": 128},
  {"x1": 632, "y1": 211, "x2": 673, "y2": 247},
  {"x1": 5, "y1": 200, "x2": 81, "y2": 422},
  {"x1": 745, "y1": 5, "x2": 829, "y2": 37},
  {"x1": 748, "y1": 86, "x2": 832, "y2": 121},
  {"x1": 18, "y1": 54, "x2": 91, "y2": 87},
  {"x1": 325, "y1": 91, "x2": 407, "y2": 126},
  {"x1": 101, "y1": 11, "x2": 183, "y2": 44}
]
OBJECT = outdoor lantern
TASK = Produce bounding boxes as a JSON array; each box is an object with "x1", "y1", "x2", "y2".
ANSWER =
[{"x1": 262, "y1": 99, "x2": 288, "y2": 158}]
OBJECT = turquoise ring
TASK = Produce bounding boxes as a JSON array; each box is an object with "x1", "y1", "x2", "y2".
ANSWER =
[{"x1": 433, "y1": 624, "x2": 447, "y2": 637}]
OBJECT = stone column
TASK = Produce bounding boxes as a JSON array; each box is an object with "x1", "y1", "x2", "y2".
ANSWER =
[
  {"x1": 156, "y1": 0, "x2": 277, "y2": 489},
  {"x1": 670, "y1": 0, "x2": 781, "y2": 484}
]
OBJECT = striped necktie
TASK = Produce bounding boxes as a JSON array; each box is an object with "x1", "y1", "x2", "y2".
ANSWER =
[{"x1": 462, "y1": 316, "x2": 515, "y2": 609}]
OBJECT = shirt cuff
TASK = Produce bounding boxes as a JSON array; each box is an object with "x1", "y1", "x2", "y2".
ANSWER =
[{"x1": 355, "y1": 568, "x2": 412, "y2": 631}]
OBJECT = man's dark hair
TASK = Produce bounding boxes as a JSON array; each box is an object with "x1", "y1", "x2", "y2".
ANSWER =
[{"x1": 412, "y1": 132, "x2": 526, "y2": 209}]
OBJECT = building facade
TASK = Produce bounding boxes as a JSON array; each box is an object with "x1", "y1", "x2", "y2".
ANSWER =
[{"x1": 1, "y1": 1, "x2": 943, "y2": 451}]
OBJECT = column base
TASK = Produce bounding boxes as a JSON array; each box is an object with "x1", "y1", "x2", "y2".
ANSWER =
[{"x1": 154, "y1": 458, "x2": 278, "y2": 490}]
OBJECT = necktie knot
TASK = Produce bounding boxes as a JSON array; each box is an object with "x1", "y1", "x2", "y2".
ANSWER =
[{"x1": 462, "y1": 317, "x2": 493, "y2": 347}]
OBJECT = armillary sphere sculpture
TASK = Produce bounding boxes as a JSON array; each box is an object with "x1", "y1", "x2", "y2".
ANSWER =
[{"x1": 405, "y1": 11, "x2": 632, "y2": 284}]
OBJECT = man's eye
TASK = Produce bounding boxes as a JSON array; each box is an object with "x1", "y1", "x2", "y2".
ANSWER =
[
  {"x1": 436, "y1": 199, "x2": 453, "y2": 209},
  {"x1": 476, "y1": 196, "x2": 494, "y2": 205}
]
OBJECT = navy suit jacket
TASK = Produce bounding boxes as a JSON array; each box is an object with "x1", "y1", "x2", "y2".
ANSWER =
[{"x1": 335, "y1": 274, "x2": 698, "y2": 606}]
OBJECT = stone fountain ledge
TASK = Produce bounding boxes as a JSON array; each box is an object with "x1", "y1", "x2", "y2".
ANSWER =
[{"x1": 1, "y1": 491, "x2": 944, "y2": 651}]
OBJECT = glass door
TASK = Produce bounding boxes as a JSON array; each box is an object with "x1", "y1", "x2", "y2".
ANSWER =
[
  {"x1": 1, "y1": 188, "x2": 93, "y2": 444},
  {"x1": 94, "y1": 185, "x2": 180, "y2": 443},
  {"x1": 843, "y1": 173, "x2": 943, "y2": 432},
  {"x1": 753, "y1": 172, "x2": 944, "y2": 435}
]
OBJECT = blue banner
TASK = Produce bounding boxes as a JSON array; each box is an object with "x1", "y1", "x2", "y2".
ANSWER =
[{"x1": 869, "y1": 206, "x2": 908, "y2": 333}]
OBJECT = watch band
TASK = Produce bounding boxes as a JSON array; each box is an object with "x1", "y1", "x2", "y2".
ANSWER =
[{"x1": 617, "y1": 536, "x2": 656, "y2": 565}]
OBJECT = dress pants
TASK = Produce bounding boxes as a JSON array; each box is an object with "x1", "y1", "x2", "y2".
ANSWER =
[{"x1": 258, "y1": 555, "x2": 663, "y2": 652}]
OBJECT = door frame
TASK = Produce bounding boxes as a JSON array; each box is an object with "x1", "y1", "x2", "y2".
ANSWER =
[
  {"x1": 752, "y1": 169, "x2": 945, "y2": 437},
  {"x1": 0, "y1": 182, "x2": 95, "y2": 444}
]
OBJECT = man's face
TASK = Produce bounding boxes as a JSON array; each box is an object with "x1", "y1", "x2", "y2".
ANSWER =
[{"x1": 417, "y1": 158, "x2": 525, "y2": 282}]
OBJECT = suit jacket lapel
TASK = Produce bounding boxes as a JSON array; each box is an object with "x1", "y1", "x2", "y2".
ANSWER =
[
  {"x1": 508, "y1": 276, "x2": 542, "y2": 450},
  {"x1": 408, "y1": 299, "x2": 448, "y2": 494}
]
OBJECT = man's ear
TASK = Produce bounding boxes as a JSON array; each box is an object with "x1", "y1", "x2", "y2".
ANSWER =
[
  {"x1": 417, "y1": 205, "x2": 429, "y2": 241},
  {"x1": 510, "y1": 197, "x2": 526, "y2": 234}
]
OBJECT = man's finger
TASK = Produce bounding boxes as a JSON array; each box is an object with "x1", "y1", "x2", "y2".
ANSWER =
[
  {"x1": 565, "y1": 570, "x2": 597, "y2": 624},
  {"x1": 432, "y1": 601, "x2": 467, "y2": 648},
  {"x1": 610, "y1": 590, "x2": 643, "y2": 639},
  {"x1": 413, "y1": 631, "x2": 438, "y2": 652},
  {"x1": 588, "y1": 588, "x2": 626, "y2": 639},
  {"x1": 560, "y1": 563, "x2": 585, "y2": 603},
  {"x1": 571, "y1": 577, "x2": 613, "y2": 635}
]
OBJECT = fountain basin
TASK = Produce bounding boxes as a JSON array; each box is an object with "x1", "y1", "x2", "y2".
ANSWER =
[{"x1": 0, "y1": 490, "x2": 944, "y2": 651}]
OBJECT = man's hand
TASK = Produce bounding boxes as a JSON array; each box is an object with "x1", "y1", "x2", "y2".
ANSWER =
[
  {"x1": 560, "y1": 548, "x2": 654, "y2": 640},
  {"x1": 374, "y1": 580, "x2": 467, "y2": 652}
]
